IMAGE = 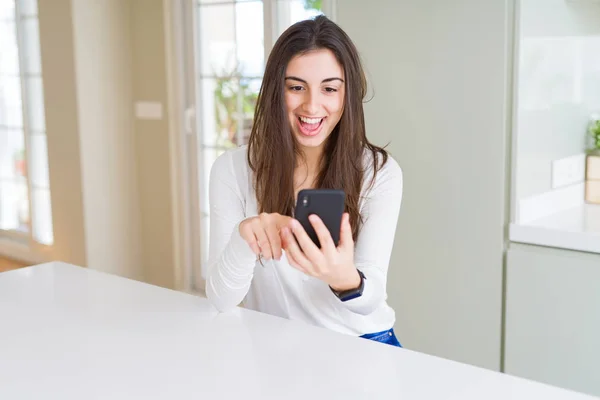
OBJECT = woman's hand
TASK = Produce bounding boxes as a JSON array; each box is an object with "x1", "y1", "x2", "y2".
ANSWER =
[
  {"x1": 239, "y1": 213, "x2": 293, "y2": 260},
  {"x1": 281, "y1": 213, "x2": 361, "y2": 291}
]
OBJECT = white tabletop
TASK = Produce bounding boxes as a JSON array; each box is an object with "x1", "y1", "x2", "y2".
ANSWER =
[{"x1": 0, "y1": 262, "x2": 596, "y2": 400}]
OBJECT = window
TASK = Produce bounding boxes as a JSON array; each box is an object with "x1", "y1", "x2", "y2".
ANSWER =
[
  {"x1": 0, "y1": 0, "x2": 53, "y2": 246},
  {"x1": 190, "y1": 0, "x2": 333, "y2": 283}
]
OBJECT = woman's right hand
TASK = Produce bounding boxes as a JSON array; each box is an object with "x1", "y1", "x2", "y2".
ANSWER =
[{"x1": 239, "y1": 213, "x2": 292, "y2": 261}]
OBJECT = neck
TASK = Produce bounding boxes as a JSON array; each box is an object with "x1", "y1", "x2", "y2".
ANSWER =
[
  {"x1": 298, "y1": 145, "x2": 323, "y2": 172},
  {"x1": 295, "y1": 145, "x2": 323, "y2": 190}
]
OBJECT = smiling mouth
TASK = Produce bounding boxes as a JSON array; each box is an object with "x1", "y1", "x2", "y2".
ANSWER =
[{"x1": 297, "y1": 116, "x2": 325, "y2": 136}]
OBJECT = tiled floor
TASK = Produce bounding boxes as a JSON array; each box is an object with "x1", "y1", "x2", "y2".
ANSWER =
[{"x1": 0, "y1": 257, "x2": 27, "y2": 273}]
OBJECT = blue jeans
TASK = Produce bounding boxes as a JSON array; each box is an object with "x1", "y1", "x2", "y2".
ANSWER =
[{"x1": 360, "y1": 328, "x2": 402, "y2": 347}]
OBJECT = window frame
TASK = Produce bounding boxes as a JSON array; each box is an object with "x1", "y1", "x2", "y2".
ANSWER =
[{"x1": 0, "y1": 0, "x2": 53, "y2": 261}]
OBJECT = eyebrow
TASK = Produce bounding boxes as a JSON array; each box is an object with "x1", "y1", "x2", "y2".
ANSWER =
[{"x1": 285, "y1": 76, "x2": 344, "y2": 84}]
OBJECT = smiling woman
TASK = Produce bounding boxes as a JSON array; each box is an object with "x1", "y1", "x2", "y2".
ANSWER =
[
  {"x1": 205, "y1": 16, "x2": 404, "y2": 348},
  {"x1": 247, "y1": 15, "x2": 383, "y2": 242}
]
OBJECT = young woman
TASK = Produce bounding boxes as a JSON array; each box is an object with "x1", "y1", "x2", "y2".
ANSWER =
[{"x1": 205, "y1": 15, "x2": 403, "y2": 347}]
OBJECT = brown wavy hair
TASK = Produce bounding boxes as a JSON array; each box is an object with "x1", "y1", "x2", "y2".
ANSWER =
[{"x1": 247, "y1": 15, "x2": 388, "y2": 240}]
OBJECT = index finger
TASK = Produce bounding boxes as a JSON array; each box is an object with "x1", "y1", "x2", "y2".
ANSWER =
[{"x1": 265, "y1": 222, "x2": 282, "y2": 260}]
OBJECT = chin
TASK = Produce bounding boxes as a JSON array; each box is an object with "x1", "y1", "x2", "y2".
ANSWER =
[{"x1": 294, "y1": 133, "x2": 330, "y2": 150}]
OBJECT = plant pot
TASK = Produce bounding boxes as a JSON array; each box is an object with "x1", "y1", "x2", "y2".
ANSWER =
[{"x1": 585, "y1": 151, "x2": 600, "y2": 205}]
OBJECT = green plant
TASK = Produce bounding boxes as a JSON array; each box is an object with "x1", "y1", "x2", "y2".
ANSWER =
[
  {"x1": 213, "y1": 64, "x2": 259, "y2": 147},
  {"x1": 588, "y1": 118, "x2": 600, "y2": 154},
  {"x1": 303, "y1": 0, "x2": 322, "y2": 11}
]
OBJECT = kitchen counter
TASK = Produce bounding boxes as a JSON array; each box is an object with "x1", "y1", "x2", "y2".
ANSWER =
[{"x1": 509, "y1": 203, "x2": 600, "y2": 254}]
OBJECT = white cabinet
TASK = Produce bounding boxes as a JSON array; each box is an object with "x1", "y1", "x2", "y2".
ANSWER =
[{"x1": 505, "y1": 243, "x2": 600, "y2": 397}]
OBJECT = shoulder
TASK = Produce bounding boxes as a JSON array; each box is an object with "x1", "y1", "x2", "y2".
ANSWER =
[
  {"x1": 209, "y1": 145, "x2": 251, "y2": 198},
  {"x1": 362, "y1": 149, "x2": 403, "y2": 194},
  {"x1": 210, "y1": 145, "x2": 249, "y2": 178}
]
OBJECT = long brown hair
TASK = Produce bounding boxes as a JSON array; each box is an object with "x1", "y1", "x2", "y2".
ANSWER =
[{"x1": 247, "y1": 15, "x2": 388, "y2": 240}]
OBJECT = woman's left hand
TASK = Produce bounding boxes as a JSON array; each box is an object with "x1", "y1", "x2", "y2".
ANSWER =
[{"x1": 281, "y1": 213, "x2": 361, "y2": 292}]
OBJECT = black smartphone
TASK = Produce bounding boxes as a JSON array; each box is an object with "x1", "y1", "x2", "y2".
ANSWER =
[{"x1": 294, "y1": 189, "x2": 346, "y2": 248}]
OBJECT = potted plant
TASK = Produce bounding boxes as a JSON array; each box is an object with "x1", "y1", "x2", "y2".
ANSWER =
[
  {"x1": 585, "y1": 116, "x2": 600, "y2": 204},
  {"x1": 588, "y1": 117, "x2": 600, "y2": 155}
]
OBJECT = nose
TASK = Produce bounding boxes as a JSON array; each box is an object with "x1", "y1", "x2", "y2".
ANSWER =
[{"x1": 302, "y1": 90, "x2": 320, "y2": 115}]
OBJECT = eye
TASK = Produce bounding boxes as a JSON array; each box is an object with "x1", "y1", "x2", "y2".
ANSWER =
[
  {"x1": 289, "y1": 85, "x2": 304, "y2": 92},
  {"x1": 324, "y1": 87, "x2": 338, "y2": 93}
]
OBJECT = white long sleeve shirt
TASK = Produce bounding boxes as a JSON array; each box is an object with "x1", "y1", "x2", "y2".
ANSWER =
[{"x1": 205, "y1": 145, "x2": 403, "y2": 336}]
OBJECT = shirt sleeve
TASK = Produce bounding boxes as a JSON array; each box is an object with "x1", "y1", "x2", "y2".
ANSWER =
[
  {"x1": 205, "y1": 150, "x2": 257, "y2": 312},
  {"x1": 339, "y1": 155, "x2": 403, "y2": 315}
]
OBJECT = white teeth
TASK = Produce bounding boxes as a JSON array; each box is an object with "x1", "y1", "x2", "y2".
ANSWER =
[{"x1": 299, "y1": 116, "x2": 323, "y2": 124}]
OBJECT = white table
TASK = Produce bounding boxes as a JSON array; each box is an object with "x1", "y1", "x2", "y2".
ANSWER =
[{"x1": 0, "y1": 262, "x2": 596, "y2": 400}]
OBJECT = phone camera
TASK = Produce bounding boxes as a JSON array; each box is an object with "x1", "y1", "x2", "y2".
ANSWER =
[{"x1": 302, "y1": 196, "x2": 309, "y2": 207}]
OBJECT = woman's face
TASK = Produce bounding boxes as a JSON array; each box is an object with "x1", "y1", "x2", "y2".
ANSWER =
[{"x1": 284, "y1": 49, "x2": 345, "y2": 152}]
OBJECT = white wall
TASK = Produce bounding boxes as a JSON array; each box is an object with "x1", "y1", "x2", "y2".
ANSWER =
[
  {"x1": 70, "y1": 0, "x2": 143, "y2": 280},
  {"x1": 130, "y1": 0, "x2": 177, "y2": 289},
  {"x1": 515, "y1": 0, "x2": 600, "y2": 200},
  {"x1": 37, "y1": 0, "x2": 87, "y2": 267},
  {"x1": 37, "y1": 0, "x2": 144, "y2": 279},
  {"x1": 337, "y1": 0, "x2": 512, "y2": 370},
  {"x1": 35, "y1": 0, "x2": 179, "y2": 287}
]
